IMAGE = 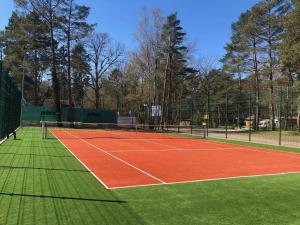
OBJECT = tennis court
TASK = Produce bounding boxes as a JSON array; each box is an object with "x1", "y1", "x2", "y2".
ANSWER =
[{"x1": 50, "y1": 128, "x2": 300, "y2": 189}]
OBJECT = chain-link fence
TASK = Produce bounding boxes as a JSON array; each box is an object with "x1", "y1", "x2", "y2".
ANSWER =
[
  {"x1": 198, "y1": 86, "x2": 300, "y2": 148},
  {"x1": 0, "y1": 63, "x2": 21, "y2": 140},
  {"x1": 142, "y1": 85, "x2": 300, "y2": 148}
]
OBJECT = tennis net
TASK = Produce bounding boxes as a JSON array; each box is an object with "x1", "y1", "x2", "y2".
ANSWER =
[{"x1": 41, "y1": 121, "x2": 207, "y2": 139}]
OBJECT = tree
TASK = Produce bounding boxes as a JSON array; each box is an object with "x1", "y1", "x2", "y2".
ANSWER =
[
  {"x1": 255, "y1": 0, "x2": 291, "y2": 130},
  {"x1": 71, "y1": 42, "x2": 90, "y2": 107},
  {"x1": 60, "y1": 0, "x2": 93, "y2": 107},
  {"x1": 224, "y1": 8, "x2": 264, "y2": 130},
  {"x1": 197, "y1": 56, "x2": 219, "y2": 128},
  {"x1": 14, "y1": 0, "x2": 64, "y2": 121},
  {"x1": 86, "y1": 32, "x2": 124, "y2": 108},
  {"x1": 0, "y1": 31, "x2": 4, "y2": 62},
  {"x1": 4, "y1": 11, "x2": 50, "y2": 105},
  {"x1": 160, "y1": 13, "x2": 194, "y2": 125},
  {"x1": 221, "y1": 43, "x2": 246, "y2": 128},
  {"x1": 279, "y1": 0, "x2": 300, "y2": 76},
  {"x1": 130, "y1": 8, "x2": 165, "y2": 124},
  {"x1": 107, "y1": 68, "x2": 125, "y2": 112}
]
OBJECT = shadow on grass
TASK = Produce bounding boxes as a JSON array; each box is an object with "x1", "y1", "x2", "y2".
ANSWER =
[
  {"x1": 0, "y1": 191, "x2": 127, "y2": 203},
  {"x1": 0, "y1": 152, "x2": 73, "y2": 157},
  {"x1": 0, "y1": 165, "x2": 89, "y2": 172}
]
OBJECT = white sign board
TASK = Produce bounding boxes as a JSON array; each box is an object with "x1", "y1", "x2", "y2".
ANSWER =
[{"x1": 151, "y1": 105, "x2": 161, "y2": 117}]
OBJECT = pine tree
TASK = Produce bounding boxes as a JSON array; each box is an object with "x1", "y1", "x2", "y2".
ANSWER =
[
  {"x1": 60, "y1": 0, "x2": 93, "y2": 107},
  {"x1": 160, "y1": 13, "x2": 193, "y2": 125},
  {"x1": 14, "y1": 0, "x2": 64, "y2": 122},
  {"x1": 71, "y1": 43, "x2": 90, "y2": 107},
  {"x1": 224, "y1": 8, "x2": 264, "y2": 130},
  {"x1": 4, "y1": 11, "x2": 50, "y2": 104},
  {"x1": 256, "y1": 0, "x2": 291, "y2": 130},
  {"x1": 280, "y1": 0, "x2": 300, "y2": 75}
]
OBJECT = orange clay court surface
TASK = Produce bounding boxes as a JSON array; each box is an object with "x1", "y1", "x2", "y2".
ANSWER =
[{"x1": 51, "y1": 129, "x2": 300, "y2": 189}]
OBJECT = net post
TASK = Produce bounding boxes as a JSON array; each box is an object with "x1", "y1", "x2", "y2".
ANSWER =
[
  {"x1": 202, "y1": 122, "x2": 207, "y2": 139},
  {"x1": 190, "y1": 125, "x2": 193, "y2": 135},
  {"x1": 41, "y1": 121, "x2": 45, "y2": 139},
  {"x1": 177, "y1": 125, "x2": 180, "y2": 133},
  {"x1": 44, "y1": 122, "x2": 48, "y2": 139}
]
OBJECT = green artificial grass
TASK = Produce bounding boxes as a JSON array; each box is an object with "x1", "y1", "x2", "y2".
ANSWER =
[
  {"x1": 204, "y1": 129, "x2": 300, "y2": 136},
  {"x1": 1, "y1": 127, "x2": 300, "y2": 225},
  {"x1": 114, "y1": 174, "x2": 300, "y2": 225},
  {"x1": 245, "y1": 130, "x2": 300, "y2": 136},
  {"x1": 175, "y1": 132, "x2": 300, "y2": 154},
  {"x1": 206, "y1": 137, "x2": 300, "y2": 153},
  {"x1": 0, "y1": 127, "x2": 141, "y2": 225}
]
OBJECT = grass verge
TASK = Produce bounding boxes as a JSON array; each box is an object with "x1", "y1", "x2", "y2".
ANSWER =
[{"x1": 173, "y1": 132, "x2": 300, "y2": 154}]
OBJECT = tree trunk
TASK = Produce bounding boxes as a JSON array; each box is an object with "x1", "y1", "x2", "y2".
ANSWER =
[
  {"x1": 237, "y1": 73, "x2": 241, "y2": 128},
  {"x1": 252, "y1": 38, "x2": 259, "y2": 130},
  {"x1": 166, "y1": 66, "x2": 172, "y2": 124},
  {"x1": 67, "y1": 0, "x2": 74, "y2": 107},
  {"x1": 178, "y1": 87, "x2": 183, "y2": 124},
  {"x1": 34, "y1": 50, "x2": 38, "y2": 105},
  {"x1": 206, "y1": 79, "x2": 211, "y2": 128},
  {"x1": 268, "y1": 23, "x2": 275, "y2": 131},
  {"x1": 94, "y1": 60, "x2": 100, "y2": 108},
  {"x1": 95, "y1": 86, "x2": 100, "y2": 109},
  {"x1": 116, "y1": 95, "x2": 120, "y2": 112},
  {"x1": 284, "y1": 86, "x2": 289, "y2": 130},
  {"x1": 218, "y1": 105, "x2": 221, "y2": 127},
  {"x1": 49, "y1": 0, "x2": 61, "y2": 123},
  {"x1": 153, "y1": 59, "x2": 158, "y2": 125},
  {"x1": 160, "y1": 53, "x2": 170, "y2": 126},
  {"x1": 297, "y1": 104, "x2": 300, "y2": 132}
]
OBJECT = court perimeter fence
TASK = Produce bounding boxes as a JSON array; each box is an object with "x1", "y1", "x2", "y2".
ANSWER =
[
  {"x1": 38, "y1": 86, "x2": 300, "y2": 148},
  {"x1": 138, "y1": 86, "x2": 300, "y2": 148},
  {"x1": 0, "y1": 63, "x2": 21, "y2": 140}
]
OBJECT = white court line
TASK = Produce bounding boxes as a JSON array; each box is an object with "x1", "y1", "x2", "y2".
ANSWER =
[
  {"x1": 189, "y1": 133, "x2": 300, "y2": 154},
  {"x1": 231, "y1": 146, "x2": 300, "y2": 160},
  {"x1": 50, "y1": 130, "x2": 109, "y2": 189},
  {"x1": 52, "y1": 129, "x2": 300, "y2": 190},
  {"x1": 0, "y1": 127, "x2": 21, "y2": 145},
  {"x1": 63, "y1": 130, "x2": 166, "y2": 184},
  {"x1": 104, "y1": 129, "x2": 184, "y2": 150},
  {"x1": 96, "y1": 129, "x2": 300, "y2": 161},
  {"x1": 107, "y1": 147, "x2": 244, "y2": 153},
  {"x1": 110, "y1": 171, "x2": 300, "y2": 190}
]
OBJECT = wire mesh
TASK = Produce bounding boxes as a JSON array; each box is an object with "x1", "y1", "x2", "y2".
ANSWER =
[{"x1": 0, "y1": 64, "x2": 21, "y2": 140}]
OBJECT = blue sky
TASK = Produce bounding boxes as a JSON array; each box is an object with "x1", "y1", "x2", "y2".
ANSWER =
[{"x1": 0, "y1": 0, "x2": 258, "y2": 58}]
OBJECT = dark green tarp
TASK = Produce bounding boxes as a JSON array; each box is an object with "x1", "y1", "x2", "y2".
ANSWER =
[{"x1": 22, "y1": 106, "x2": 117, "y2": 124}]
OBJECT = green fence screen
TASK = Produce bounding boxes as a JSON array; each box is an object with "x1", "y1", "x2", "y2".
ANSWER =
[
  {"x1": 0, "y1": 64, "x2": 21, "y2": 139},
  {"x1": 22, "y1": 106, "x2": 117, "y2": 124}
]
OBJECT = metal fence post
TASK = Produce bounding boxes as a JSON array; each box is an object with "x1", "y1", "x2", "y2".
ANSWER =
[
  {"x1": 206, "y1": 92, "x2": 209, "y2": 137},
  {"x1": 225, "y1": 89, "x2": 228, "y2": 139},
  {"x1": 279, "y1": 86, "x2": 282, "y2": 146},
  {"x1": 249, "y1": 93, "x2": 252, "y2": 142}
]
